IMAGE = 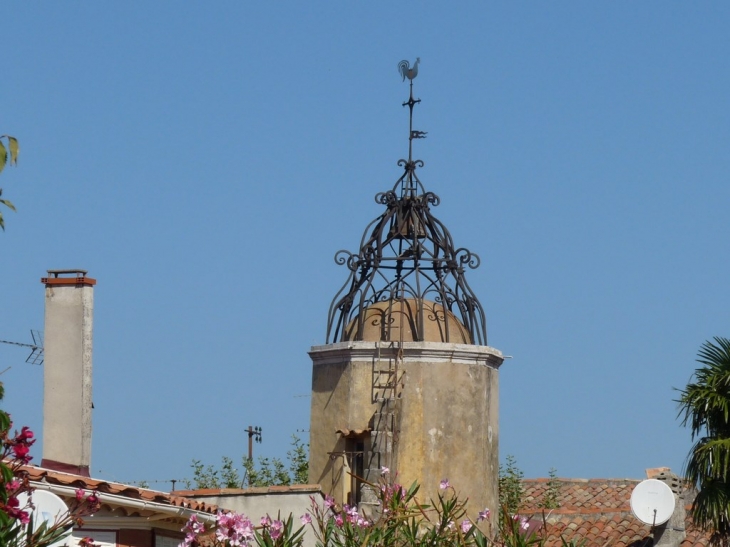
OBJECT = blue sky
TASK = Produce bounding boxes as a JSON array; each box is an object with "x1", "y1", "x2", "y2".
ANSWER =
[{"x1": 2, "y1": 3, "x2": 729, "y2": 490}]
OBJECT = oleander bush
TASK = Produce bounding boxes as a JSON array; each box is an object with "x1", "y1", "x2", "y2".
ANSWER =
[
  {"x1": 0, "y1": 382, "x2": 100, "y2": 547},
  {"x1": 179, "y1": 468, "x2": 558, "y2": 547}
]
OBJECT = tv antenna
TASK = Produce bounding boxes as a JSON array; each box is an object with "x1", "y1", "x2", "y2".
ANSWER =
[
  {"x1": 0, "y1": 330, "x2": 44, "y2": 365},
  {"x1": 630, "y1": 478, "x2": 676, "y2": 527}
]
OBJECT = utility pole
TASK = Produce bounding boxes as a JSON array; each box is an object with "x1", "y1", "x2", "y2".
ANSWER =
[
  {"x1": 244, "y1": 425, "x2": 262, "y2": 488},
  {"x1": 245, "y1": 425, "x2": 262, "y2": 461}
]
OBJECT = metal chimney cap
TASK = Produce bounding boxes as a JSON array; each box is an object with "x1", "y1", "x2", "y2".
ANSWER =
[{"x1": 46, "y1": 269, "x2": 88, "y2": 277}]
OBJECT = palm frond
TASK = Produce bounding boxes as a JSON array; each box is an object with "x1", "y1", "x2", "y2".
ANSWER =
[
  {"x1": 685, "y1": 437, "x2": 730, "y2": 486},
  {"x1": 691, "y1": 479, "x2": 730, "y2": 536},
  {"x1": 677, "y1": 338, "x2": 730, "y2": 437}
]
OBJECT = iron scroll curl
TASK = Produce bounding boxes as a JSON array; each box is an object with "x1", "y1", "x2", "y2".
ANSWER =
[{"x1": 455, "y1": 248, "x2": 481, "y2": 269}]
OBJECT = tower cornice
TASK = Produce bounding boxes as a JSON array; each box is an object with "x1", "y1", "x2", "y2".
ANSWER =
[{"x1": 310, "y1": 341, "x2": 504, "y2": 368}]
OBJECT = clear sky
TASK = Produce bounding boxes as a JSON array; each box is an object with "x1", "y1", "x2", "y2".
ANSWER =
[{"x1": 2, "y1": 3, "x2": 729, "y2": 490}]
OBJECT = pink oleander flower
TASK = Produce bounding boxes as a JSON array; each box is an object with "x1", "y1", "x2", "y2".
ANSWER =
[
  {"x1": 521, "y1": 517, "x2": 529, "y2": 531},
  {"x1": 447, "y1": 520, "x2": 455, "y2": 531},
  {"x1": 217, "y1": 511, "x2": 230, "y2": 525},
  {"x1": 237, "y1": 515, "x2": 255, "y2": 541},
  {"x1": 12, "y1": 443, "x2": 30, "y2": 462},
  {"x1": 300, "y1": 513, "x2": 312, "y2": 525},
  {"x1": 215, "y1": 512, "x2": 254, "y2": 546},
  {"x1": 216, "y1": 511, "x2": 233, "y2": 542},
  {"x1": 357, "y1": 516, "x2": 370, "y2": 528},
  {"x1": 4, "y1": 497, "x2": 30, "y2": 525},
  {"x1": 478, "y1": 508, "x2": 490, "y2": 522},
  {"x1": 7, "y1": 479, "x2": 20, "y2": 492},
  {"x1": 461, "y1": 520, "x2": 473, "y2": 534},
  {"x1": 17, "y1": 426, "x2": 34, "y2": 441},
  {"x1": 75, "y1": 488, "x2": 85, "y2": 501},
  {"x1": 344, "y1": 504, "x2": 360, "y2": 524},
  {"x1": 188, "y1": 514, "x2": 205, "y2": 534},
  {"x1": 87, "y1": 493, "x2": 99, "y2": 505},
  {"x1": 439, "y1": 479, "x2": 450, "y2": 490},
  {"x1": 270, "y1": 520, "x2": 283, "y2": 540},
  {"x1": 334, "y1": 514, "x2": 344, "y2": 527},
  {"x1": 324, "y1": 495, "x2": 335, "y2": 509},
  {"x1": 260, "y1": 515, "x2": 271, "y2": 527},
  {"x1": 380, "y1": 466, "x2": 389, "y2": 476}
]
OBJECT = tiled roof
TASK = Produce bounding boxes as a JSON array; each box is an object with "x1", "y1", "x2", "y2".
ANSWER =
[
  {"x1": 521, "y1": 478, "x2": 710, "y2": 547},
  {"x1": 173, "y1": 484, "x2": 322, "y2": 497},
  {"x1": 523, "y1": 478, "x2": 640, "y2": 512},
  {"x1": 24, "y1": 465, "x2": 218, "y2": 516}
]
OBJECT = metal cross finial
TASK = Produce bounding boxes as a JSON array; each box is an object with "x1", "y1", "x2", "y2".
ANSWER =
[{"x1": 397, "y1": 57, "x2": 426, "y2": 193}]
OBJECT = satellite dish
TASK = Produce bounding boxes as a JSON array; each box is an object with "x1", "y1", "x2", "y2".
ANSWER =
[
  {"x1": 630, "y1": 479, "x2": 676, "y2": 526},
  {"x1": 15, "y1": 490, "x2": 72, "y2": 547}
]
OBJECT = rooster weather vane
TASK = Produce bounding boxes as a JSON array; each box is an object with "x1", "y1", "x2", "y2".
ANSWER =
[
  {"x1": 398, "y1": 58, "x2": 428, "y2": 145},
  {"x1": 325, "y1": 58, "x2": 487, "y2": 346},
  {"x1": 398, "y1": 57, "x2": 420, "y2": 82}
]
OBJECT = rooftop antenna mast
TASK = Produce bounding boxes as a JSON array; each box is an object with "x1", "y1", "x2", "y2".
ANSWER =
[{"x1": 0, "y1": 330, "x2": 44, "y2": 365}]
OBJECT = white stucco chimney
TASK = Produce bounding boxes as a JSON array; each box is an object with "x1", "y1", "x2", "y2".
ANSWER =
[{"x1": 40, "y1": 269, "x2": 95, "y2": 477}]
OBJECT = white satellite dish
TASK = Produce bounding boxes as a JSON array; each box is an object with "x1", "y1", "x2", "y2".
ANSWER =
[
  {"x1": 630, "y1": 479, "x2": 676, "y2": 526},
  {"x1": 15, "y1": 490, "x2": 72, "y2": 547}
]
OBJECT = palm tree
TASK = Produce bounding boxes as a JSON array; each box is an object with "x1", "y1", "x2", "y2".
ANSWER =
[{"x1": 678, "y1": 337, "x2": 730, "y2": 545}]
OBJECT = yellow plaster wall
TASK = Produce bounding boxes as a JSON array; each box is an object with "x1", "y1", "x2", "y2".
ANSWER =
[{"x1": 309, "y1": 342, "x2": 502, "y2": 517}]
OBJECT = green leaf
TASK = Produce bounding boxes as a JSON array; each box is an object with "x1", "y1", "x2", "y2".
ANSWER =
[
  {"x1": 0, "y1": 141, "x2": 6, "y2": 174},
  {"x1": 0, "y1": 199, "x2": 16, "y2": 212},
  {"x1": 1, "y1": 463, "x2": 13, "y2": 484},
  {"x1": 7, "y1": 137, "x2": 18, "y2": 165}
]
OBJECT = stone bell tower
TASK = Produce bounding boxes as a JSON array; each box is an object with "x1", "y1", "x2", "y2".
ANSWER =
[{"x1": 308, "y1": 64, "x2": 504, "y2": 517}]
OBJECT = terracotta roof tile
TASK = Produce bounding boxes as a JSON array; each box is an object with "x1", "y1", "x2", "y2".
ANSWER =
[
  {"x1": 520, "y1": 478, "x2": 711, "y2": 547},
  {"x1": 172, "y1": 484, "x2": 322, "y2": 498},
  {"x1": 23, "y1": 465, "x2": 218, "y2": 515}
]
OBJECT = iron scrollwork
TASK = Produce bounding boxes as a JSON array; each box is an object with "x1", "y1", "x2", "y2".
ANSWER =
[{"x1": 325, "y1": 68, "x2": 488, "y2": 346}]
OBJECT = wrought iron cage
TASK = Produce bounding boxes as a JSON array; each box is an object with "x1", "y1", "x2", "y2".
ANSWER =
[{"x1": 325, "y1": 78, "x2": 487, "y2": 345}]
